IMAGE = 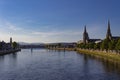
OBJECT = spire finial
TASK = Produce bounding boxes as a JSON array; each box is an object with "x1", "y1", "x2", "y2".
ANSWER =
[
  {"x1": 108, "y1": 20, "x2": 110, "y2": 28},
  {"x1": 84, "y1": 25, "x2": 87, "y2": 33}
]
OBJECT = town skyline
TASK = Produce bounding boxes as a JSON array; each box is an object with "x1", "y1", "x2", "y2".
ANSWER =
[
  {"x1": 0, "y1": 0, "x2": 120, "y2": 43},
  {"x1": 1, "y1": 20, "x2": 119, "y2": 44}
]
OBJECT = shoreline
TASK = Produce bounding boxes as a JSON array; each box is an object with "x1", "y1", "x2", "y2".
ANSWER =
[
  {"x1": 77, "y1": 49, "x2": 120, "y2": 63},
  {"x1": 48, "y1": 48, "x2": 120, "y2": 63},
  {"x1": 0, "y1": 49, "x2": 21, "y2": 55},
  {"x1": 48, "y1": 48, "x2": 76, "y2": 51}
]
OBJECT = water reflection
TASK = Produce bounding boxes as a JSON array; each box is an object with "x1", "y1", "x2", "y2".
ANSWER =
[
  {"x1": 6, "y1": 53, "x2": 17, "y2": 67},
  {"x1": 101, "y1": 58, "x2": 120, "y2": 75},
  {"x1": 0, "y1": 53, "x2": 17, "y2": 62},
  {"x1": 0, "y1": 49, "x2": 120, "y2": 80},
  {"x1": 78, "y1": 53, "x2": 120, "y2": 75},
  {"x1": 31, "y1": 48, "x2": 33, "y2": 53},
  {"x1": 0, "y1": 56, "x2": 5, "y2": 65},
  {"x1": 83, "y1": 54, "x2": 90, "y2": 75}
]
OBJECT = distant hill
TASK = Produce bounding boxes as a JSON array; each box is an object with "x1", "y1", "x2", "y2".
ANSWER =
[
  {"x1": 18, "y1": 42, "x2": 76, "y2": 49},
  {"x1": 18, "y1": 42, "x2": 45, "y2": 46},
  {"x1": 18, "y1": 42, "x2": 76, "y2": 45},
  {"x1": 18, "y1": 42, "x2": 30, "y2": 45},
  {"x1": 18, "y1": 42, "x2": 45, "y2": 49}
]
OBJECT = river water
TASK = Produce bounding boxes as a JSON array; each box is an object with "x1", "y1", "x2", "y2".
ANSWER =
[{"x1": 0, "y1": 49, "x2": 120, "y2": 80}]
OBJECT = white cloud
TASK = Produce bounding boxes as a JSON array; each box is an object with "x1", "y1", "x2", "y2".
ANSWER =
[
  {"x1": 32, "y1": 30, "x2": 82, "y2": 36},
  {"x1": 0, "y1": 19, "x2": 22, "y2": 31},
  {"x1": 6, "y1": 22, "x2": 22, "y2": 31},
  {"x1": 0, "y1": 18, "x2": 106, "y2": 43}
]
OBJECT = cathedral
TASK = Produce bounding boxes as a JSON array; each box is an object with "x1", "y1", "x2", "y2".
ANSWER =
[
  {"x1": 106, "y1": 20, "x2": 112, "y2": 40},
  {"x1": 78, "y1": 20, "x2": 119, "y2": 44},
  {"x1": 82, "y1": 26, "x2": 101, "y2": 44},
  {"x1": 106, "y1": 20, "x2": 120, "y2": 40},
  {"x1": 83, "y1": 26, "x2": 89, "y2": 44}
]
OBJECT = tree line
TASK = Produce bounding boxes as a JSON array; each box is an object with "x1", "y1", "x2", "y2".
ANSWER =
[{"x1": 77, "y1": 38, "x2": 120, "y2": 52}]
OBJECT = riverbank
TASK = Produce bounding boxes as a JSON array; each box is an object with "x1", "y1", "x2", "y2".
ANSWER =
[
  {"x1": 49, "y1": 48, "x2": 120, "y2": 63},
  {"x1": 77, "y1": 49, "x2": 120, "y2": 63},
  {"x1": 48, "y1": 48, "x2": 76, "y2": 51},
  {"x1": 0, "y1": 49, "x2": 21, "y2": 55}
]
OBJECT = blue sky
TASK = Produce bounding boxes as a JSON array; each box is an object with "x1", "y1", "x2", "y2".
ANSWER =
[{"x1": 0, "y1": 0, "x2": 120, "y2": 43}]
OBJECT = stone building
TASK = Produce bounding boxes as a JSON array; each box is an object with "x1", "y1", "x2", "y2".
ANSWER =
[
  {"x1": 0, "y1": 37, "x2": 13, "y2": 50},
  {"x1": 83, "y1": 26, "x2": 89, "y2": 44},
  {"x1": 77, "y1": 20, "x2": 120, "y2": 45},
  {"x1": 106, "y1": 20, "x2": 120, "y2": 40},
  {"x1": 82, "y1": 26, "x2": 101, "y2": 44}
]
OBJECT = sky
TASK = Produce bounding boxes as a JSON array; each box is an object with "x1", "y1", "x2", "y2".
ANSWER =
[{"x1": 0, "y1": 0, "x2": 120, "y2": 43}]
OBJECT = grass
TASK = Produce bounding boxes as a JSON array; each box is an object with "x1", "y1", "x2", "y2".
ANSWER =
[
  {"x1": 49, "y1": 47, "x2": 120, "y2": 63},
  {"x1": 77, "y1": 49, "x2": 120, "y2": 63}
]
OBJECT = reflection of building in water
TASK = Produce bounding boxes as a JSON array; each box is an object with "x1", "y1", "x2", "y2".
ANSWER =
[
  {"x1": 81, "y1": 53, "x2": 120, "y2": 75},
  {"x1": 101, "y1": 59, "x2": 120, "y2": 74},
  {"x1": 83, "y1": 54, "x2": 90, "y2": 75},
  {"x1": 31, "y1": 48, "x2": 33, "y2": 53},
  {"x1": 92, "y1": 54, "x2": 120, "y2": 74}
]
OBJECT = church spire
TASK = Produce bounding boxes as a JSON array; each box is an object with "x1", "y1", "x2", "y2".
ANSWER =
[
  {"x1": 83, "y1": 25, "x2": 89, "y2": 44},
  {"x1": 106, "y1": 20, "x2": 112, "y2": 40},
  {"x1": 84, "y1": 25, "x2": 87, "y2": 33}
]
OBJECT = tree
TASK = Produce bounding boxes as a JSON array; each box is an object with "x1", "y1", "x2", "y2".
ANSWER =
[
  {"x1": 101, "y1": 39, "x2": 110, "y2": 50},
  {"x1": 0, "y1": 43, "x2": 2, "y2": 50},
  {"x1": 79, "y1": 43, "x2": 86, "y2": 49},
  {"x1": 116, "y1": 39, "x2": 120, "y2": 51},
  {"x1": 12, "y1": 42, "x2": 18, "y2": 49},
  {"x1": 58, "y1": 43, "x2": 62, "y2": 48},
  {"x1": 94, "y1": 43, "x2": 101, "y2": 50},
  {"x1": 85, "y1": 44, "x2": 89, "y2": 49},
  {"x1": 88, "y1": 42, "x2": 95, "y2": 49},
  {"x1": 108, "y1": 39, "x2": 116, "y2": 50}
]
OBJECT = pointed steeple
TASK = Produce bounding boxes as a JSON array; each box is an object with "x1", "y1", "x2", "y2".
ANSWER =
[
  {"x1": 83, "y1": 25, "x2": 89, "y2": 44},
  {"x1": 106, "y1": 20, "x2": 112, "y2": 40},
  {"x1": 84, "y1": 25, "x2": 87, "y2": 33}
]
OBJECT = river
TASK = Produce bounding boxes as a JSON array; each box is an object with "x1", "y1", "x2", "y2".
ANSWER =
[{"x1": 0, "y1": 49, "x2": 120, "y2": 80}]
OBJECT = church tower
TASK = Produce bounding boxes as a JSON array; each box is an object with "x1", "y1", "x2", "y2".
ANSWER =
[
  {"x1": 10, "y1": 37, "x2": 13, "y2": 48},
  {"x1": 83, "y1": 26, "x2": 89, "y2": 44},
  {"x1": 106, "y1": 20, "x2": 112, "y2": 40}
]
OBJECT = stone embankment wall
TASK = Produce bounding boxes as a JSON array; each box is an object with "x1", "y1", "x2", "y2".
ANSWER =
[{"x1": 0, "y1": 49, "x2": 21, "y2": 55}]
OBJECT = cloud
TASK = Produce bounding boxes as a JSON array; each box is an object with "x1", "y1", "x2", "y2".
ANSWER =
[
  {"x1": 0, "y1": 19, "x2": 22, "y2": 31},
  {"x1": 6, "y1": 22, "x2": 22, "y2": 31},
  {"x1": 32, "y1": 30, "x2": 82, "y2": 36},
  {"x1": 0, "y1": 18, "x2": 106, "y2": 43}
]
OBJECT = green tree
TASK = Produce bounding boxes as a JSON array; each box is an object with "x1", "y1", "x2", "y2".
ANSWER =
[
  {"x1": 101, "y1": 39, "x2": 110, "y2": 50},
  {"x1": 81, "y1": 43, "x2": 86, "y2": 49},
  {"x1": 116, "y1": 39, "x2": 120, "y2": 51},
  {"x1": 85, "y1": 44, "x2": 89, "y2": 49},
  {"x1": 108, "y1": 39, "x2": 116, "y2": 50},
  {"x1": 12, "y1": 42, "x2": 18, "y2": 49},
  {"x1": 0, "y1": 43, "x2": 2, "y2": 50},
  {"x1": 88, "y1": 43, "x2": 95, "y2": 49},
  {"x1": 94, "y1": 43, "x2": 101, "y2": 50},
  {"x1": 77, "y1": 43, "x2": 85, "y2": 49},
  {"x1": 58, "y1": 43, "x2": 62, "y2": 48}
]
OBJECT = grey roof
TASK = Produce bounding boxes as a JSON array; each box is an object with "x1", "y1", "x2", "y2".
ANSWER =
[
  {"x1": 112, "y1": 36, "x2": 120, "y2": 39},
  {"x1": 88, "y1": 39, "x2": 101, "y2": 43}
]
